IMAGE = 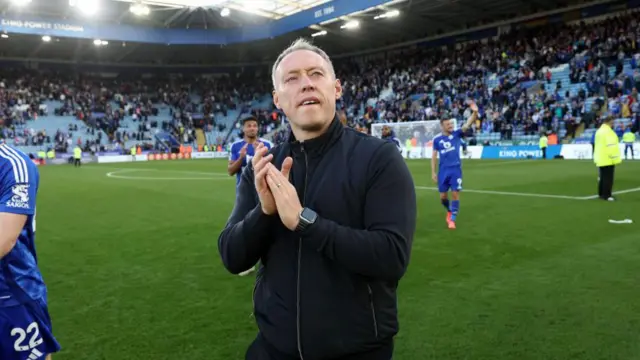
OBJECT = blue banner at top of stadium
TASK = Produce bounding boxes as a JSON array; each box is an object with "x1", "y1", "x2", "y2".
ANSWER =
[{"x1": 0, "y1": 0, "x2": 389, "y2": 45}]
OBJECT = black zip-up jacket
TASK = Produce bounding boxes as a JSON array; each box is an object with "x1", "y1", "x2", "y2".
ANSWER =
[{"x1": 218, "y1": 118, "x2": 417, "y2": 360}]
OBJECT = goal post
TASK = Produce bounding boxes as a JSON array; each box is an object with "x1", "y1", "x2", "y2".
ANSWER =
[{"x1": 371, "y1": 120, "x2": 455, "y2": 159}]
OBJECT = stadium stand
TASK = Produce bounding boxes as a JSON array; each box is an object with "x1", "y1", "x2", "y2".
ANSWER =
[
  {"x1": 2, "y1": 1, "x2": 640, "y2": 359},
  {"x1": 1, "y1": 7, "x2": 639, "y2": 156}
]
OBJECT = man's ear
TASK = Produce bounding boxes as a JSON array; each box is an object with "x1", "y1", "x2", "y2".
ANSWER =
[
  {"x1": 273, "y1": 90, "x2": 281, "y2": 110},
  {"x1": 335, "y1": 78, "x2": 343, "y2": 100}
]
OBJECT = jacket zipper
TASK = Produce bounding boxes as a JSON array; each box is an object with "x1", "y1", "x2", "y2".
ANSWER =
[
  {"x1": 367, "y1": 284, "x2": 379, "y2": 338},
  {"x1": 297, "y1": 144, "x2": 308, "y2": 360},
  {"x1": 251, "y1": 271, "x2": 261, "y2": 318}
]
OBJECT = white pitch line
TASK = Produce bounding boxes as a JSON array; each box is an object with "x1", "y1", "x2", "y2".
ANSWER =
[
  {"x1": 105, "y1": 169, "x2": 233, "y2": 181},
  {"x1": 90, "y1": 167, "x2": 229, "y2": 177},
  {"x1": 414, "y1": 186, "x2": 583, "y2": 200},
  {"x1": 579, "y1": 187, "x2": 640, "y2": 200}
]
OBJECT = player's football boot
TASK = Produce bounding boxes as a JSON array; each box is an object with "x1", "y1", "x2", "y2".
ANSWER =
[
  {"x1": 446, "y1": 211, "x2": 452, "y2": 223},
  {"x1": 447, "y1": 220, "x2": 456, "y2": 229}
]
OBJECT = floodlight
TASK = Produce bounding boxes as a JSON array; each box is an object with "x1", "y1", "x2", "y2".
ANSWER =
[
  {"x1": 374, "y1": 9, "x2": 400, "y2": 20},
  {"x1": 69, "y1": 0, "x2": 99, "y2": 16},
  {"x1": 130, "y1": 3, "x2": 150, "y2": 16},
  {"x1": 340, "y1": 20, "x2": 359, "y2": 29},
  {"x1": 10, "y1": 0, "x2": 32, "y2": 7}
]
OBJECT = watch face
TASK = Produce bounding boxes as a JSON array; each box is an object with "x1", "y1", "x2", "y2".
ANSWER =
[{"x1": 301, "y1": 208, "x2": 316, "y2": 222}]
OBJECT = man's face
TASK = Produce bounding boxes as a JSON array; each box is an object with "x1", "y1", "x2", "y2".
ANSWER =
[
  {"x1": 243, "y1": 120, "x2": 258, "y2": 139},
  {"x1": 441, "y1": 119, "x2": 454, "y2": 133},
  {"x1": 273, "y1": 50, "x2": 342, "y2": 133}
]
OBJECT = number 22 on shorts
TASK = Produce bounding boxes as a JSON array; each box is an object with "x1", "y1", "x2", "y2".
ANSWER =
[{"x1": 11, "y1": 322, "x2": 43, "y2": 352}]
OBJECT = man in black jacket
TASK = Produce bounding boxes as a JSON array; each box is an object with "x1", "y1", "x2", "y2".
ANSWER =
[{"x1": 218, "y1": 38, "x2": 417, "y2": 360}]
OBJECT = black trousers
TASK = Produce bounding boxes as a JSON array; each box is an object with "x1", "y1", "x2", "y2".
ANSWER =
[
  {"x1": 625, "y1": 144, "x2": 634, "y2": 159},
  {"x1": 246, "y1": 333, "x2": 394, "y2": 360},
  {"x1": 541, "y1": 147, "x2": 547, "y2": 159},
  {"x1": 74, "y1": 158, "x2": 81, "y2": 167},
  {"x1": 598, "y1": 165, "x2": 615, "y2": 199}
]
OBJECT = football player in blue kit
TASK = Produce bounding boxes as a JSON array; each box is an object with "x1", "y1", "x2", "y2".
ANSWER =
[
  {"x1": 228, "y1": 116, "x2": 273, "y2": 276},
  {"x1": 228, "y1": 116, "x2": 273, "y2": 186},
  {"x1": 0, "y1": 143, "x2": 60, "y2": 360},
  {"x1": 381, "y1": 125, "x2": 402, "y2": 152},
  {"x1": 431, "y1": 102, "x2": 478, "y2": 229}
]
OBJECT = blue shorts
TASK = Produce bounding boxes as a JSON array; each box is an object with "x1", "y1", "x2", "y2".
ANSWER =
[
  {"x1": 438, "y1": 167, "x2": 463, "y2": 193},
  {"x1": 0, "y1": 298, "x2": 60, "y2": 360}
]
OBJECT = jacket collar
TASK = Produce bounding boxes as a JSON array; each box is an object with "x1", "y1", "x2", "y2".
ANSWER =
[{"x1": 288, "y1": 115, "x2": 344, "y2": 157}]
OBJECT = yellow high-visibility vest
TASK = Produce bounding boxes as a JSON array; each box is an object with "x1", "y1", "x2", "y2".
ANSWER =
[
  {"x1": 539, "y1": 135, "x2": 548, "y2": 149},
  {"x1": 594, "y1": 124, "x2": 622, "y2": 167},
  {"x1": 622, "y1": 131, "x2": 636, "y2": 144}
]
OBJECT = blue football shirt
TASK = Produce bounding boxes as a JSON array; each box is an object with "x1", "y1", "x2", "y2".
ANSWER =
[
  {"x1": 433, "y1": 129, "x2": 464, "y2": 169},
  {"x1": 0, "y1": 144, "x2": 45, "y2": 307},
  {"x1": 229, "y1": 138, "x2": 273, "y2": 185},
  {"x1": 382, "y1": 134, "x2": 402, "y2": 152}
]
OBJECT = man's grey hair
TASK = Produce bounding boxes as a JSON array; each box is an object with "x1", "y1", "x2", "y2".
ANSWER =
[{"x1": 271, "y1": 38, "x2": 336, "y2": 90}]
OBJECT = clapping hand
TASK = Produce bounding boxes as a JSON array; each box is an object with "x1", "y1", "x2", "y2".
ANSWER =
[
  {"x1": 252, "y1": 142, "x2": 276, "y2": 215},
  {"x1": 264, "y1": 157, "x2": 302, "y2": 231},
  {"x1": 240, "y1": 143, "x2": 249, "y2": 158}
]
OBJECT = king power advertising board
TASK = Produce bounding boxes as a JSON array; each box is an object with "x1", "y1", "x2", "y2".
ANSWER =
[{"x1": 397, "y1": 144, "x2": 640, "y2": 160}]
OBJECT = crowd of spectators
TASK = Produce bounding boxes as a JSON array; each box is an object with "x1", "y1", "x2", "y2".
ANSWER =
[
  {"x1": 333, "y1": 12, "x2": 640, "y2": 142},
  {"x1": 247, "y1": 13, "x2": 640, "y2": 144},
  {"x1": 1, "y1": 11, "x2": 640, "y2": 151}
]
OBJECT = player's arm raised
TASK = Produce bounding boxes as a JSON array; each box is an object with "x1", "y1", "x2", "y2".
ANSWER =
[
  {"x1": 218, "y1": 150, "x2": 277, "y2": 274},
  {"x1": 227, "y1": 143, "x2": 248, "y2": 176},
  {"x1": 300, "y1": 142, "x2": 417, "y2": 281},
  {"x1": 461, "y1": 102, "x2": 479, "y2": 132}
]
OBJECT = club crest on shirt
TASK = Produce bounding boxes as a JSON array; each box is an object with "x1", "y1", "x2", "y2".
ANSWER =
[{"x1": 6, "y1": 184, "x2": 29, "y2": 209}]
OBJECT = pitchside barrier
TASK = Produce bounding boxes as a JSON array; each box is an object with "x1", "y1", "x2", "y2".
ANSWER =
[
  {"x1": 370, "y1": 121, "x2": 639, "y2": 160},
  {"x1": 396, "y1": 144, "x2": 640, "y2": 160},
  {"x1": 33, "y1": 151, "x2": 230, "y2": 165},
  {"x1": 33, "y1": 146, "x2": 640, "y2": 166}
]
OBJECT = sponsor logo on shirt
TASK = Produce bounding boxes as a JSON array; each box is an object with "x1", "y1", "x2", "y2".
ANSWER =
[
  {"x1": 439, "y1": 140, "x2": 456, "y2": 154},
  {"x1": 6, "y1": 184, "x2": 29, "y2": 209}
]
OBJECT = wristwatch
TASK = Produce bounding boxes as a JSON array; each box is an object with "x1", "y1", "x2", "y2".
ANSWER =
[{"x1": 295, "y1": 207, "x2": 318, "y2": 232}]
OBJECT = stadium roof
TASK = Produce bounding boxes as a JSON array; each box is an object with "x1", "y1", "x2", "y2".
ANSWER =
[
  {"x1": 127, "y1": 0, "x2": 336, "y2": 19},
  {"x1": 0, "y1": 0, "x2": 596, "y2": 66}
]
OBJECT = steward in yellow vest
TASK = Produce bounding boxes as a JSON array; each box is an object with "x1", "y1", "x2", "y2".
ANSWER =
[
  {"x1": 622, "y1": 129, "x2": 636, "y2": 160},
  {"x1": 594, "y1": 116, "x2": 622, "y2": 200},
  {"x1": 539, "y1": 134, "x2": 548, "y2": 160},
  {"x1": 73, "y1": 146, "x2": 82, "y2": 167}
]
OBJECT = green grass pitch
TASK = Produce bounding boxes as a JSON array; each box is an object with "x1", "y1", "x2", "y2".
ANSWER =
[{"x1": 35, "y1": 158, "x2": 640, "y2": 360}]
